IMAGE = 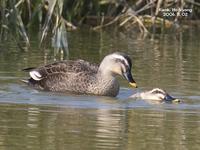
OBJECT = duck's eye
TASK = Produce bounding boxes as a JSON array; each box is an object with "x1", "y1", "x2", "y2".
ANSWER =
[{"x1": 115, "y1": 59, "x2": 129, "y2": 69}]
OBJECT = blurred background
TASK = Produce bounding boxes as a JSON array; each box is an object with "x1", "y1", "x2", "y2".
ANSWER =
[{"x1": 0, "y1": 1, "x2": 200, "y2": 150}]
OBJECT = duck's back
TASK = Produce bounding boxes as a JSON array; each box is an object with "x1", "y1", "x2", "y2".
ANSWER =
[{"x1": 24, "y1": 59, "x2": 99, "y2": 94}]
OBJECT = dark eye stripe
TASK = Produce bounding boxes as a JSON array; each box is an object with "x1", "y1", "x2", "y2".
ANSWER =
[
  {"x1": 115, "y1": 58, "x2": 130, "y2": 69},
  {"x1": 152, "y1": 90, "x2": 165, "y2": 94},
  {"x1": 114, "y1": 52, "x2": 132, "y2": 69},
  {"x1": 123, "y1": 55, "x2": 132, "y2": 68}
]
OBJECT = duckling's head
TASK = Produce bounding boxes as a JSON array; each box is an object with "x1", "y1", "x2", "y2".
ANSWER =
[
  {"x1": 140, "y1": 88, "x2": 180, "y2": 103},
  {"x1": 99, "y1": 52, "x2": 137, "y2": 88}
]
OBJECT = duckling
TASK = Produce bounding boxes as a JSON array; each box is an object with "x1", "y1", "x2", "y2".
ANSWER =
[
  {"x1": 130, "y1": 88, "x2": 180, "y2": 103},
  {"x1": 22, "y1": 52, "x2": 137, "y2": 97}
]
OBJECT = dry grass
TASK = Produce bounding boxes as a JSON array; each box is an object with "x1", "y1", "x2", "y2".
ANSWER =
[{"x1": 0, "y1": 0, "x2": 199, "y2": 50}]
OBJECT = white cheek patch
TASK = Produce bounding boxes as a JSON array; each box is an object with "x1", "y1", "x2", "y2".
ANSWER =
[
  {"x1": 112, "y1": 66, "x2": 122, "y2": 75},
  {"x1": 121, "y1": 64, "x2": 126, "y2": 73},
  {"x1": 30, "y1": 71, "x2": 42, "y2": 81},
  {"x1": 157, "y1": 93, "x2": 165, "y2": 100}
]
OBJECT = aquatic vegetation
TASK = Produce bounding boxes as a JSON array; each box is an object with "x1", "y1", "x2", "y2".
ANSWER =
[{"x1": 0, "y1": 0, "x2": 199, "y2": 49}]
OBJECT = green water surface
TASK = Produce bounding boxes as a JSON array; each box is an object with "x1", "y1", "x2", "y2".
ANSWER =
[{"x1": 0, "y1": 28, "x2": 199, "y2": 150}]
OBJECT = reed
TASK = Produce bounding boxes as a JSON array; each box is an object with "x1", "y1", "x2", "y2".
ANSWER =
[{"x1": 0, "y1": 0, "x2": 199, "y2": 48}]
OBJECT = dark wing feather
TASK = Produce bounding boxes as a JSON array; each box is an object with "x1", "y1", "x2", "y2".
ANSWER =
[
  {"x1": 33, "y1": 60, "x2": 98, "y2": 78},
  {"x1": 23, "y1": 59, "x2": 99, "y2": 91},
  {"x1": 22, "y1": 67, "x2": 36, "y2": 72}
]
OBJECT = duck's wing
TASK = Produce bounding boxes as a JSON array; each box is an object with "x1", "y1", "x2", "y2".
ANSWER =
[
  {"x1": 22, "y1": 60, "x2": 99, "y2": 91},
  {"x1": 23, "y1": 60, "x2": 98, "y2": 81}
]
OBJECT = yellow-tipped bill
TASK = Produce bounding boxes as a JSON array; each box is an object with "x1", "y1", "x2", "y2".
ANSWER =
[
  {"x1": 172, "y1": 99, "x2": 181, "y2": 103},
  {"x1": 164, "y1": 93, "x2": 181, "y2": 103},
  {"x1": 129, "y1": 82, "x2": 137, "y2": 88},
  {"x1": 123, "y1": 71, "x2": 137, "y2": 88}
]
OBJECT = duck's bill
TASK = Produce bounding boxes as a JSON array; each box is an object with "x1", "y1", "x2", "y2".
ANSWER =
[
  {"x1": 129, "y1": 82, "x2": 137, "y2": 88},
  {"x1": 123, "y1": 71, "x2": 137, "y2": 88},
  {"x1": 164, "y1": 94, "x2": 180, "y2": 103}
]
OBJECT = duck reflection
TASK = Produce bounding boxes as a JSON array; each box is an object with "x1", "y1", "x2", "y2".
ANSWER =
[
  {"x1": 95, "y1": 108, "x2": 126, "y2": 149},
  {"x1": 0, "y1": 101, "x2": 199, "y2": 150}
]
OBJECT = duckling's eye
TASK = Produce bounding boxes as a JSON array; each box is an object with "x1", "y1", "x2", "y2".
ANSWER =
[{"x1": 152, "y1": 90, "x2": 164, "y2": 94}]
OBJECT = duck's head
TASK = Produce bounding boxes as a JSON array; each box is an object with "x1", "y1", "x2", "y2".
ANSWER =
[
  {"x1": 140, "y1": 88, "x2": 180, "y2": 103},
  {"x1": 99, "y1": 52, "x2": 137, "y2": 88}
]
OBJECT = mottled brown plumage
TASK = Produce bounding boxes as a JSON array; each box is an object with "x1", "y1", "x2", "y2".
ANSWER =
[{"x1": 23, "y1": 52, "x2": 137, "y2": 97}]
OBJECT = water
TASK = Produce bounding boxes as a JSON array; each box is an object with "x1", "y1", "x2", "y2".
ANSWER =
[{"x1": 0, "y1": 28, "x2": 200, "y2": 150}]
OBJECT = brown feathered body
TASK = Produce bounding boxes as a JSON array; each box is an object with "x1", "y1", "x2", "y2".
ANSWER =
[{"x1": 24, "y1": 59, "x2": 119, "y2": 97}]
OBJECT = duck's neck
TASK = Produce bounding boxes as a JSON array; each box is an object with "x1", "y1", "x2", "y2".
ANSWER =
[
  {"x1": 98, "y1": 56, "x2": 115, "y2": 77},
  {"x1": 97, "y1": 66, "x2": 115, "y2": 81},
  {"x1": 91, "y1": 68, "x2": 119, "y2": 97}
]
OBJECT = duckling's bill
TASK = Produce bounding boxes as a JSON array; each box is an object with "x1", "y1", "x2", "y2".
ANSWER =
[
  {"x1": 172, "y1": 99, "x2": 181, "y2": 103},
  {"x1": 164, "y1": 94, "x2": 180, "y2": 103}
]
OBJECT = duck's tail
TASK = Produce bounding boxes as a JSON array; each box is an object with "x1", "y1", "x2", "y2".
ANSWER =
[
  {"x1": 21, "y1": 67, "x2": 36, "y2": 84},
  {"x1": 22, "y1": 67, "x2": 36, "y2": 72},
  {"x1": 21, "y1": 79, "x2": 29, "y2": 84}
]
